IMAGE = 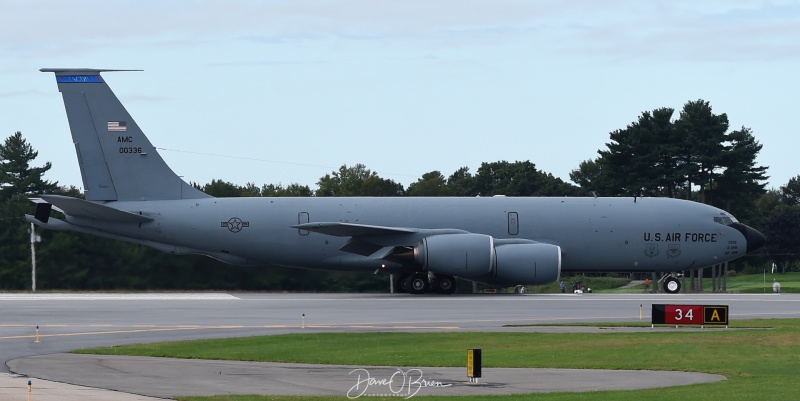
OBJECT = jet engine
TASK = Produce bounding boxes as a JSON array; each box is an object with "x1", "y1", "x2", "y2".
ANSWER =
[
  {"x1": 414, "y1": 234, "x2": 561, "y2": 285},
  {"x1": 493, "y1": 242, "x2": 561, "y2": 285}
]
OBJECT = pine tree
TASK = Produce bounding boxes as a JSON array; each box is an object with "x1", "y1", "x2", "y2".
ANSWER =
[
  {"x1": 0, "y1": 131, "x2": 58, "y2": 289},
  {"x1": 0, "y1": 131, "x2": 57, "y2": 201}
]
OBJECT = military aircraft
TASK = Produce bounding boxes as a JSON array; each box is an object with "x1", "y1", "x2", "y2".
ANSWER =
[{"x1": 28, "y1": 68, "x2": 766, "y2": 294}]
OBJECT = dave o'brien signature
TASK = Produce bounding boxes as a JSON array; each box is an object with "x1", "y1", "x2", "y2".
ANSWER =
[{"x1": 347, "y1": 368, "x2": 452, "y2": 399}]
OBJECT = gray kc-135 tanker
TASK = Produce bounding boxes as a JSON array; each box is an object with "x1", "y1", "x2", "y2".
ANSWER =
[{"x1": 28, "y1": 68, "x2": 766, "y2": 294}]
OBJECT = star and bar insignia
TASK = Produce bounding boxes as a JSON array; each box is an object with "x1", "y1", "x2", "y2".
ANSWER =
[{"x1": 221, "y1": 217, "x2": 250, "y2": 233}]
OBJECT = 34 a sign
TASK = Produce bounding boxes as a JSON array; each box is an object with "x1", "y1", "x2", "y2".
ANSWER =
[{"x1": 652, "y1": 304, "x2": 728, "y2": 326}]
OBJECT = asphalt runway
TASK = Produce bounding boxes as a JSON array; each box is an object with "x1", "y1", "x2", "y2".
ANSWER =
[{"x1": 1, "y1": 292, "x2": 798, "y2": 399}]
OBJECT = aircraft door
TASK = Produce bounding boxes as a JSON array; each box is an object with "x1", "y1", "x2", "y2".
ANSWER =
[
  {"x1": 508, "y1": 212, "x2": 519, "y2": 235},
  {"x1": 298, "y1": 212, "x2": 309, "y2": 236}
]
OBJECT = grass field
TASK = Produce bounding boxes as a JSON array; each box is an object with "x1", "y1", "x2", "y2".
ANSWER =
[
  {"x1": 567, "y1": 272, "x2": 800, "y2": 294},
  {"x1": 75, "y1": 318, "x2": 800, "y2": 401},
  {"x1": 724, "y1": 271, "x2": 800, "y2": 293}
]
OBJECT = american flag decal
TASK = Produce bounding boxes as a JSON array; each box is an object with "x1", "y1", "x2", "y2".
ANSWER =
[{"x1": 107, "y1": 121, "x2": 127, "y2": 132}]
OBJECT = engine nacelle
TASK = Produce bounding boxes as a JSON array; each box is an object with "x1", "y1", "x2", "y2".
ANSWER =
[
  {"x1": 414, "y1": 234, "x2": 562, "y2": 285},
  {"x1": 415, "y1": 233, "x2": 494, "y2": 277},
  {"x1": 493, "y1": 243, "x2": 561, "y2": 285}
]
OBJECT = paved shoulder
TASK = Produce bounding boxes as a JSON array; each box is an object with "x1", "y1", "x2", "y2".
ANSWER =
[
  {"x1": 0, "y1": 373, "x2": 165, "y2": 401},
  {"x1": 9, "y1": 353, "x2": 724, "y2": 398}
]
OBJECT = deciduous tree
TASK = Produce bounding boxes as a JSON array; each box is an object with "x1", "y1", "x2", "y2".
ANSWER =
[
  {"x1": 407, "y1": 171, "x2": 452, "y2": 196},
  {"x1": 316, "y1": 164, "x2": 405, "y2": 196}
]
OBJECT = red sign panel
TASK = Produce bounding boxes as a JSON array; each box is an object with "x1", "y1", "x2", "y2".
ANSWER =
[{"x1": 664, "y1": 305, "x2": 704, "y2": 325}]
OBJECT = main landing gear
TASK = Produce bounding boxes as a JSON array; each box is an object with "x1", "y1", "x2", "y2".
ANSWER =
[
  {"x1": 394, "y1": 273, "x2": 458, "y2": 294},
  {"x1": 661, "y1": 274, "x2": 682, "y2": 294}
]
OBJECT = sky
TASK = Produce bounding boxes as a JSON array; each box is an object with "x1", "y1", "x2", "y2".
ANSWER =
[{"x1": 2, "y1": 0, "x2": 799, "y2": 193}]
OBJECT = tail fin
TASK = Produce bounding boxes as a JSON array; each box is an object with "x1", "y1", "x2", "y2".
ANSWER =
[{"x1": 41, "y1": 68, "x2": 209, "y2": 201}]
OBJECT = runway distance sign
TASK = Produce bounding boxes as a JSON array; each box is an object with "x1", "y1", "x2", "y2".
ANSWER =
[{"x1": 651, "y1": 304, "x2": 729, "y2": 326}]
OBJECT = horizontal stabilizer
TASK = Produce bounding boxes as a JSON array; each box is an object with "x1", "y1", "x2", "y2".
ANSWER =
[
  {"x1": 25, "y1": 214, "x2": 76, "y2": 231},
  {"x1": 37, "y1": 194, "x2": 153, "y2": 223},
  {"x1": 291, "y1": 222, "x2": 418, "y2": 237}
]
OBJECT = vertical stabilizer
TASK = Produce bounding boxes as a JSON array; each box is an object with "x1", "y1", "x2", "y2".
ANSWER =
[{"x1": 41, "y1": 68, "x2": 210, "y2": 201}]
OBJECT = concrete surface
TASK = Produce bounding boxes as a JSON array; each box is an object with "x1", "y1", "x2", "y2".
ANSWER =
[
  {"x1": 8, "y1": 353, "x2": 725, "y2": 398},
  {"x1": 0, "y1": 372, "x2": 165, "y2": 400}
]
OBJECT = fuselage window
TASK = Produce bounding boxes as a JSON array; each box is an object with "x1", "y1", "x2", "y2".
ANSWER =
[{"x1": 713, "y1": 216, "x2": 734, "y2": 226}]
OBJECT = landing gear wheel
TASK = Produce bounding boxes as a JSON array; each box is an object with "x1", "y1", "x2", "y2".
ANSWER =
[
  {"x1": 393, "y1": 274, "x2": 410, "y2": 293},
  {"x1": 409, "y1": 273, "x2": 429, "y2": 294},
  {"x1": 663, "y1": 277, "x2": 681, "y2": 294},
  {"x1": 436, "y1": 276, "x2": 457, "y2": 294}
]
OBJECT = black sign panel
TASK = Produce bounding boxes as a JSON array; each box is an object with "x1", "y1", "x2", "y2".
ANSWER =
[{"x1": 703, "y1": 305, "x2": 728, "y2": 325}]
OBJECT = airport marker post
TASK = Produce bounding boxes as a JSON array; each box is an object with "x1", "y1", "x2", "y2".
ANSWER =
[
  {"x1": 467, "y1": 348, "x2": 482, "y2": 383},
  {"x1": 27, "y1": 380, "x2": 31, "y2": 401}
]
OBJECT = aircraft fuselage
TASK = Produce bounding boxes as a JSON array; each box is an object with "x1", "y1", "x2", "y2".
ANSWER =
[{"x1": 74, "y1": 196, "x2": 745, "y2": 274}]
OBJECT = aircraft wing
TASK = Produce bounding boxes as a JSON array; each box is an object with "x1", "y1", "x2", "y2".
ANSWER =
[
  {"x1": 292, "y1": 222, "x2": 475, "y2": 257},
  {"x1": 291, "y1": 222, "x2": 419, "y2": 237},
  {"x1": 34, "y1": 194, "x2": 153, "y2": 224}
]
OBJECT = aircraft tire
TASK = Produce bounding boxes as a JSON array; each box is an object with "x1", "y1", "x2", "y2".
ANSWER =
[
  {"x1": 663, "y1": 277, "x2": 681, "y2": 294},
  {"x1": 409, "y1": 274, "x2": 429, "y2": 294},
  {"x1": 436, "y1": 275, "x2": 457, "y2": 294},
  {"x1": 393, "y1": 274, "x2": 410, "y2": 293}
]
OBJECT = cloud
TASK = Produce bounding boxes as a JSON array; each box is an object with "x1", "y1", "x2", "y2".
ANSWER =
[
  {"x1": 0, "y1": 89, "x2": 42, "y2": 98},
  {"x1": 551, "y1": 1, "x2": 800, "y2": 62},
  {"x1": 5, "y1": 1, "x2": 800, "y2": 64}
]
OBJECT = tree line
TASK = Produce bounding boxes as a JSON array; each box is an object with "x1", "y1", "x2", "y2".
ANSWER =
[
  {"x1": 195, "y1": 160, "x2": 582, "y2": 198},
  {"x1": 1, "y1": 98, "x2": 796, "y2": 290}
]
